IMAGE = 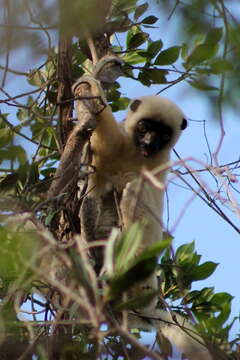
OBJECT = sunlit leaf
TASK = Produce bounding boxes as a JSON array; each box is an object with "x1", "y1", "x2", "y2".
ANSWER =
[
  {"x1": 175, "y1": 241, "x2": 195, "y2": 260},
  {"x1": 28, "y1": 70, "x2": 46, "y2": 87},
  {"x1": 123, "y1": 51, "x2": 146, "y2": 64}
]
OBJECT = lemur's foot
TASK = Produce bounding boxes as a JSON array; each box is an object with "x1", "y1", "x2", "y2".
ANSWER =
[
  {"x1": 93, "y1": 56, "x2": 124, "y2": 87},
  {"x1": 72, "y1": 55, "x2": 123, "y2": 94}
]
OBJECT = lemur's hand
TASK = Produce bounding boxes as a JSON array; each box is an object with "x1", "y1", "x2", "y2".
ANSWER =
[{"x1": 72, "y1": 75, "x2": 107, "y2": 116}]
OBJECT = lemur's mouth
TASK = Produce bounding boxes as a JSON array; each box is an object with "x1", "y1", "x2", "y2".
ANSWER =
[{"x1": 139, "y1": 145, "x2": 152, "y2": 157}]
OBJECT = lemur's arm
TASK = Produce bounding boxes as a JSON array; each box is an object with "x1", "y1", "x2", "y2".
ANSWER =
[
  {"x1": 48, "y1": 56, "x2": 123, "y2": 200},
  {"x1": 72, "y1": 76, "x2": 124, "y2": 160}
]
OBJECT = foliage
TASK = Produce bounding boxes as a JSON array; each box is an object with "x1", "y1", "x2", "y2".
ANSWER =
[{"x1": 0, "y1": 0, "x2": 240, "y2": 358}]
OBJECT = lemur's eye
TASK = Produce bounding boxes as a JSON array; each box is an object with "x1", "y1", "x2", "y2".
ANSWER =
[
  {"x1": 162, "y1": 134, "x2": 171, "y2": 142},
  {"x1": 137, "y1": 121, "x2": 146, "y2": 133}
]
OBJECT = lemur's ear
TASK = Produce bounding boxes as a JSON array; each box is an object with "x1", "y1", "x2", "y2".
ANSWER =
[
  {"x1": 130, "y1": 99, "x2": 142, "y2": 112},
  {"x1": 181, "y1": 118, "x2": 188, "y2": 130}
]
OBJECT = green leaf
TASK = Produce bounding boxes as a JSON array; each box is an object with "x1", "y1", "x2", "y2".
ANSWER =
[
  {"x1": 181, "y1": 43, "x2": 189, "y2": 60},
  {"x1": 199, "y1": 287, "x2": 215, "y2": 300},
  {"x1": 111, "y1": 97, "x2": 130, "y2": 112},
  {"x1": 113, "y1": 222, "x2": 143, "y2": 273},
  {"x1": 185, "y1": 28, "x2": 222, "y2": 68},
  {"x1": 128, "y1": 32, "x2": 149, "y2": 49},
  {"x1": 205, "y1": 27, "x2": 223, "y2": 45},
  {"x1": 115, "y1": 0, "x2": 138, "y2": 13},
  {"x1": 211, "y1": 292, "x2": 233, "y2": 307},
  {"x1": 215, "y1": 303, "x2": 231, "y2": 326},
  {"x1": 40, "y1": 127, "x2": 56, "y2": 148},
  {"x1": 0, "y1": 128, "x2": 13, "y2": 147},
  {"x1": 139, "y1": 68, "x2": 167, "y2": 85},
  {"x1": 210, "y1": 59, "x2": 233, "y2": 74},
  {"x1": 155, "y1": 46, "x2": 180, "y2": 65},
  {"x1": 185, "y1": 43, "x2": 218, "y2": 66},
  {"x1": 135, "y1": 238, "x2": 171, "y2": 262},
  {"x1": 107, "y1": 87, "x2": 121, "y2": 102},
  {"x1": 0, "y1": 146, "x2": 27, "y2": 165},
  {"x1": 108, "y1": 235, "x2": 170, "y2": 299},
  {"x1": 142, "y1": 15, "x2": 158, "y2": 25},
  {"x1": 147, "y1": 40, "x2": 163, "y2": 58},
  {"x1": 114, "y1": 290, "x2": 158, "y2": 310},
  {"x1": 18, "y1": 162, "x2": 39, "y2": 185},
  {"x1": 16, "y1": 108, "x2": 29, "y2": 122},
  {"x1": 188, "y1": 79, "x2": 218, "y2": 91},
  {"x1": 134, "y1": 2, "x2": 148, "y2": 20},
  {"x1": 0, "y1": 173, "x2": 19, "y2": 193},
  {"x1": 126, "y1": 26, "x2": 140, "y2": 48},
  {"x1": 191, "y1": 261, "x2": 218, "y2": 281},
  {"x1": 138, "y1": 71, "x2": 151, "y2": 86},
  {"x1": 108, "y1": 256, "x2": 157, "y2": 298},
  {"x1": 0, "y1": 115, "x2": 14, "y2": 147},
  {"x1": 184, "y1": 290, "x2": 202, "y2": 304},
  {"x1": 12, "y1": 145, "x2": 28, "y2": 165},
  {"x1": 0, "y1": 225, "x2": 39, "y2": 284}
]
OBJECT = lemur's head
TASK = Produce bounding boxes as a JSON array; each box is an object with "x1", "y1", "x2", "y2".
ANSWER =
[{"x1": 125, "y1": 96, "x2": 187, "y2": 157}]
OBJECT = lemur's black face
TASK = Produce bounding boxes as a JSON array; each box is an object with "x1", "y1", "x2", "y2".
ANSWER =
[
  {"x1": 130, "y1": 98, "x2": 188, "y2": 157},
  {"x1": 134, "y1": 119, "x2": 173, "y2": 157}
]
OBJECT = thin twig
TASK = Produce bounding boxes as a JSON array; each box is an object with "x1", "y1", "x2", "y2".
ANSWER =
[
  {"x1": 0, "y1": 65, "x2": 28, "y2": 76},
  {"x1": 212, "y1": 1, "x2": 229, "y2": 165},
  {"x1": 0, "y1": 86, "x2": 43, "y2": 103}
]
